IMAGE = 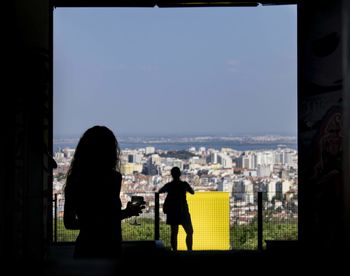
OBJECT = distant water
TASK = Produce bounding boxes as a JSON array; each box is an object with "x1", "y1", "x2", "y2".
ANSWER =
[{"x1": 53, "y1": 141, "x2": 297, "y2": 153}]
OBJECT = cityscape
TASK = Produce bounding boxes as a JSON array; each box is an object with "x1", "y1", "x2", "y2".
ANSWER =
[
  {"x1": 53, "y1": 134, "x2": 298, "y2": 234},
  {"x1": 52, "y1": 5, "x2": 298, "y2": 249}
]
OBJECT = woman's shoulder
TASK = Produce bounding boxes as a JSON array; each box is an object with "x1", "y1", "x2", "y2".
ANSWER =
[{"x1": 103, "y1": 169, "x2": 122, "y2": 183}]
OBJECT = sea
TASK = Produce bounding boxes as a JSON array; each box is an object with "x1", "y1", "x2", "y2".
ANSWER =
[{"x1": 53, "y1": 140, "x2": 297, "y2": 153}]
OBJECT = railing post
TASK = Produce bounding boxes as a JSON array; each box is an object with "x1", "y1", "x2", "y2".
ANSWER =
[
  {"x1": 154, "y1": 192, "x2": 160, "y2": 240},
  {"x1": 258, "y1": 191, "x2": 263, "y2": 251},
  {"x1": 54, "y1": 193, "x2": 58, "y2": 243}
]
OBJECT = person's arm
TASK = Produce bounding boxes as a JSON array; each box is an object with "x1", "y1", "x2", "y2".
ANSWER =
[
  {"x1": 120, "y1": 201, "x2": 144, "y2": 220},
  {"x1": 158, "y1": 183, "x2": 169, "y2": 194},
  {"x1": 114, "y1": 171, "x2": 137, "y2": 220},
  {"x1": 120, "y1": 209, "x2": 130, "y2": 220},
  {"x1": 186, "y1": 182, "x2": 195, "y2": 195}
]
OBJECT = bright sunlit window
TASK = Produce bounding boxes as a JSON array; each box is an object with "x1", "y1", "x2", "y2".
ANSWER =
[{"x1": 53, "y1": 6, "x2": 298, "y2": 250}]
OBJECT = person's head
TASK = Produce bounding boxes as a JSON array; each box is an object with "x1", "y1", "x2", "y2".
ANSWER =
[
  {"x1": 171, "y1": 167, "x2": 181, "y2": 180},
  {"x1": 67, "y1": 126, "x2": 121, "y2": 178}
]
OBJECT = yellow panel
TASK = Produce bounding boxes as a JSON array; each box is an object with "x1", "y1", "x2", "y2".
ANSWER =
[{"x1": 178, "y1": 192, "x2": 230, "y2": 250}]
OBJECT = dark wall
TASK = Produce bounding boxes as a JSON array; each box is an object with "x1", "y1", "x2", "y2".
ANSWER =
[
  {"x1": 298, "y1": 0, "x2": 349, "y2": 250},
  {"x1": 1, "y1": 0, "x2": 51, "y2": 263},
  {"x1": 343, "y1": 0, "x2": 350, "y2": 248}
]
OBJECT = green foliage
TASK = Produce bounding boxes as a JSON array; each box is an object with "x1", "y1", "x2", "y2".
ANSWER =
[
  {"x1": 122, "y1": 218, "x2": 171, "y2": 248},
  {"x1": 231, "y1": 223, "x2": 258, "y2": 250},
  {"x1": 54, "y1": 218, "x2": 78, "y2": 242},
  {"x1": 231, "y1": 219, "x2": 298, "y2": 250},
  {"x1": 55, "y1": 217, "x2": 297, "y2": 250},
  {"x1": 159, "y1": 150, "x2": 195, "y2": 160},
  {"x1": 122, "y1": 218, "x2": 154, "y2": 240},
  {"x1": 263, "y1": 220, "x2": 298, "y2": 242}
]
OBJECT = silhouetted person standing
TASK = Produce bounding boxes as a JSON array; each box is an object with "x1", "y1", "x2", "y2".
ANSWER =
[
  {"x1": 63, "y1": 125, "x2": 143, "y2": 258},
  {"x1": 159, "y1": 167, "x2": 194, "y2": 251}
]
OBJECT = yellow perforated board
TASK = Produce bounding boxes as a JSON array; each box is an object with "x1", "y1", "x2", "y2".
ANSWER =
[{"x1": 178, "y1": 192, "x2": 230, "y2": 250}]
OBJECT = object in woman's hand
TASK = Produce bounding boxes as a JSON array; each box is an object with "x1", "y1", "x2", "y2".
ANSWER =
[
  {"x1": 131, "y1": 196, "x2": 145, "y2": 207},
  {"x1": 127, "y1": 196, "x2": 145, "y2": 216}
]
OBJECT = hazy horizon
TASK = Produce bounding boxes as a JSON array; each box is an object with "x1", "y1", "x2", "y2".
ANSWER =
[
  {"x1": 54, "y1": 131, "x2": 297, "y2": 140},
  {"x1": 54, "y1": 6, "x2": 297, "y2": 138}
]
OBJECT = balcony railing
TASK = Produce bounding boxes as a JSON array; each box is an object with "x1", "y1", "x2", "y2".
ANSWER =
[{"x1": 53, "y1": 191, "x2": 298, "y2": 250}]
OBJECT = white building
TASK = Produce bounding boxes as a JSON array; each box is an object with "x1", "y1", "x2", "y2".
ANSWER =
[
  {"x1": 210, "y1": 151, "x2": 218, "y2": 164},
  {"x1": 63, "y1": 148, "x2": 75, "y2": 158},
  {"x1": 243, "y1": 170, "x2": 257, "y2": 177},
  {"x1": 243, "y1": 180, "x2": 254, "y2": 204},
  {"x1": 218, "y1": 153, "x2": 232, "y2": 169},
  {"x1": 256, "y1": 151, "x2": 274, "y2": 167},
  {"x1": 54, "y1": 152, "x2": 64, "y2": 161},
  {"x1": 267, "y1": 180, "x2": 277, "y2": 201},
  {"x1": 222, "y1": 180, "x2": 234, "y2": 193},
  {"x1": 145, "y1": 146, "x2": 155, "y2": 155},
  {"x1": 257, "y1": 164, "x2": 271, "y2": 177},
  {"x1": 282, "y1": 180, "x2": 293, "y2": 194},
  {"x1": 238, "y1": 153, "x2": 257, "y2": 169}
]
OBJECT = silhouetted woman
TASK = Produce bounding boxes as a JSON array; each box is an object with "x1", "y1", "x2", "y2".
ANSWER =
[
  {"x1": 159, "y1": 167, "x2": 194, "y2": 251},
  {"x1": 64, "y1": 125, "x2": 142, "y2": 258}
]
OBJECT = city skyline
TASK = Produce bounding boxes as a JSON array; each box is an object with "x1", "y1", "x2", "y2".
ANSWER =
[{"x1": 54, "y1": 6, "x2": 297, "y2": 137}]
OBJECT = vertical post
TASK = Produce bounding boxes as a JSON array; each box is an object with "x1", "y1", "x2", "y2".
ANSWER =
[
  {"x1": 54, "y1": 193, "x2": 57, "y2": 243},
  {"x1": 258, "y1": 191, "x2": 263, "y2": 251},
  {"x1": 155, "y1": 192, "x2": 160, "y2": 240}
]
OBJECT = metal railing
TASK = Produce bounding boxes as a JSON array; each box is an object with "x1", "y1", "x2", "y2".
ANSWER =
[{"x1": 53, "y1": 191, "x2": 298, "y2": 250}]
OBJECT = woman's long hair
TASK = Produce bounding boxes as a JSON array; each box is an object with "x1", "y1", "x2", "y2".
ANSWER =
[{"x1": 65, "y1": 126, "x2": 121, "y2": 192}]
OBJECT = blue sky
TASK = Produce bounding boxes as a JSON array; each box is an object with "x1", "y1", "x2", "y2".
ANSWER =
[{"x1": 54, "y1": 5, "x2": 297, "y2": 137}]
